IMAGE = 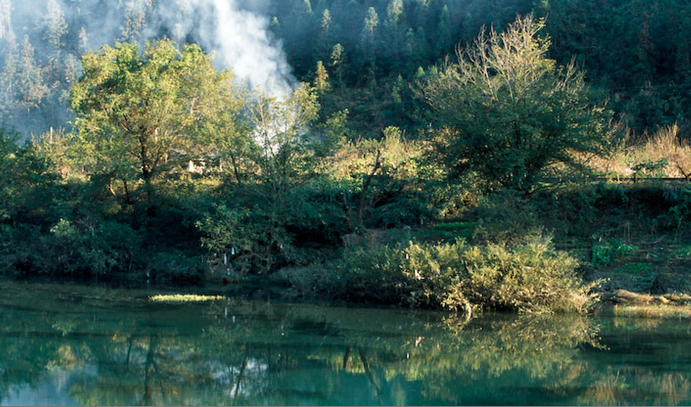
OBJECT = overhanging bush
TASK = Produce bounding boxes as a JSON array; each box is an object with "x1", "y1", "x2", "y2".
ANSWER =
[{"x1": 315, "y1": 234, "x2": 597, "y2": 314}]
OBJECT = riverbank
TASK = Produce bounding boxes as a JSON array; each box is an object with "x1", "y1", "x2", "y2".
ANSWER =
[
  {"x1": 3, "y1": 178, "x2": 690, "y2": 317},
  {"x1": 5, "y1": 267, "x2": 691, "y2": 322}
]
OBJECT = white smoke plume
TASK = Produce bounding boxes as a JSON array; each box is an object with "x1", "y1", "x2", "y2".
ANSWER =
[
  {"x1": 14, "y1": 0, "x2": 294, "y2": 95},
  {"x1": 147, "y1": 0, "x2": 295, "y2": 97},
  {"x1": 0, "y1": 0, "x2": 295, "y2": 136}
]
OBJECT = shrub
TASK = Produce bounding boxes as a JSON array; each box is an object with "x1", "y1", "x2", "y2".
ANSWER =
[
  {"x1": 326, "y1": 243, "x2": 409, "y2": 304},
  {"x1": 48, "y1": 219, "x2": 142, "y2": 276},
  {"x1": 470, "y1": 195, "x2": 543, "y2": 246},
  {"x1": 311, "y1": 234, "x2": 597, "y2": 314},
  {"x1": 457, "y1": 237, "x2": 594, "y2": 313},
  {"x1": 196, "y1": 185, "x2": 346, "y2": 276},
  {"x1": 147, "y1": 251, "x2": 204, "y2": 283},
  {"x1": 196, "y1": 204, "x2": 281, "y2": 275},
  {"x1": 591, "y1": 239, "x2": 638, "y2": 267},
  {"x1": 0, "y1": 219, "x2": 143, "y2": 278},
  {"x1": 0, "y1": 225, "x2": 46, "y2": 275}
]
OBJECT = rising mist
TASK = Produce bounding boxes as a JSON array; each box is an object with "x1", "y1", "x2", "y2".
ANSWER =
[{"x1": 0, "y1": 0, "x2": 293, "y2": 137}]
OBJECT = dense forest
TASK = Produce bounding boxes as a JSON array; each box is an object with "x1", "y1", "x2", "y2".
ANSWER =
[
  {"x1": 2, "y1": 0, "x2": 691, "y2": 136},
  {"x1": 1, "y1": 0, "x2": 691, "y2": 314}
]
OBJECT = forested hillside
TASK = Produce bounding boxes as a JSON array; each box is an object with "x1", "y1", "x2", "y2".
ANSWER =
[{"x1": 1, "y1": 0, "x2": 689, "y2": 137}]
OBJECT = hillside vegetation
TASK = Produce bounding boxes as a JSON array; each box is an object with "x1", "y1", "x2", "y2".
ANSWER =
[{"x1": 1, "y1": 1, "x2": 691, "y2": 314}]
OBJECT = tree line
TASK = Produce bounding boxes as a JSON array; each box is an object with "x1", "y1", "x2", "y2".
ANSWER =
[
  {"x1": 0, "y1": 15, "x2": 618, "y2": 315},
  {"x1": 1, "y1": 0, "x2": 690, "y2": 137}
]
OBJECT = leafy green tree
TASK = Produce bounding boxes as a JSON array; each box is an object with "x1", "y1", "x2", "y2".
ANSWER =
[
  {"x1": 69, "y1": 39, "x2": 247, "y2": 215},
  {"x1": 419, "y1": 16, "x2": 610, "y2": 192},
  {"x1": 0, "y1": 128, "x2": 22, "y2": 223},
  {"x1": 197, "y1": 79, "x2": 252, "y2": 185},
  {"x1": 250, "y1": 84, "x2": 320, "y2": 196},
  {"x1": 0, "y1": 128, "x2": 57, "y2": 226},
  {"x1": 197, "y1": 85, "x2": 322, "y2": 275}
]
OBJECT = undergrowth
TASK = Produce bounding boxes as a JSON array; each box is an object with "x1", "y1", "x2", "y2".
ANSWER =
[{"x1": 281, "y1": 234, "x2": 598, "y2": 314}]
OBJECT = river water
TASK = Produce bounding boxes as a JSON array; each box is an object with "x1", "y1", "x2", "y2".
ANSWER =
[{"x1": 0, "y1": 281, "x2": 689, "y2": 405}]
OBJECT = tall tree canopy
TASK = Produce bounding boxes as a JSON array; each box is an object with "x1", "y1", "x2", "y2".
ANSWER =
[
  {"x1": 419, "y1": 16, "x2": 611, "y2": 192},
  {"x1": 69, "y1": 39, "x2": 248, "y2": 210}
]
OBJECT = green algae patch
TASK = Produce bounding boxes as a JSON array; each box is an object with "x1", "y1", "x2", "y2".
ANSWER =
[{"x1": 149, "y1": 294, "x2": 225, "y2": 302}]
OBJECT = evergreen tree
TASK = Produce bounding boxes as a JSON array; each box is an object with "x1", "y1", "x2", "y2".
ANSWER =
[
  {"x1": 43, "y1": 0, "x2": 68, "y2": 49},
  {"x1": 413, "y1": 0, "x2": 430, "y2": 29},
  {"x1": 382, "y1": 0, "x2": 406, "y2": 70},
  {"x1": 317, "y1": 8, "x2": 334, "y2": 60},
  {"x1": 0, "y1": 0, "x2": 11, "y2": 41},
  {"x1": 405, "y1": 26, "x2": 429, "y2": 73},
  {"x1": 330, "y1": 43, "x2": 346, "y2": 89},
  {"x1": 17, "y1": 36, "x2": 47, "y2": 115},
  {"x1": 435, "y1": 5, "x2": 453, "y2": 56},
  {"x1": 673, "y1": 3, "x2": 691, "y2": 81},
  {"x1": 361, "y1": 7, "x2": 379, "y2": 50},
  {"x1": 0, "y1": 35, "x2": 18, "y2": 125},
  {"x1": 78, "y1": 27, "x2": 88, "y2": 54},
  {"x1": 121, "y1": 0, "x2": 151, "y2": 42},
  {"x1": 357, "y1": 6, "x2": 379, "y2": 76},
  {"x1": 303, "y1": 0, "x2": 313, "y2": 15},
  {"x1": 385, "y1": 0, "x2": 404, "y2": 27},
  {"x1": 285, "y1": 0, "x2": 318, "y2": 73},
  {"x1": 314, "y1": 60, "x2": 330, "y2": 94},
  {"x1": 269, "y1": 16, "x2": 281, "y2": 37}
]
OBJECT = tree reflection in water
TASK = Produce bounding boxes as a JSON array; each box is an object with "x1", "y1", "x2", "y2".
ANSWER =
[{"x1": 0, "y1": 282, "x2": 689, "y2": 405}]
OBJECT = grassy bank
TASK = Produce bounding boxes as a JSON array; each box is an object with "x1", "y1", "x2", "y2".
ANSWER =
[{"x1": 269, "y1": 179, "x2": 691, "y2": 316}]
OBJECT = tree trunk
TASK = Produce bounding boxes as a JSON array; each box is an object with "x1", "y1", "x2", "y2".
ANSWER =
[{"x1": 357, "y1": 150, "x2": 382, "y2": 231}]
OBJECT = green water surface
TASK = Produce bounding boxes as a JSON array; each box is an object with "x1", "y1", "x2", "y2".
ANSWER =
[{"x1": 0, "y1": 281, "x2": 689, "y2": 405}]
